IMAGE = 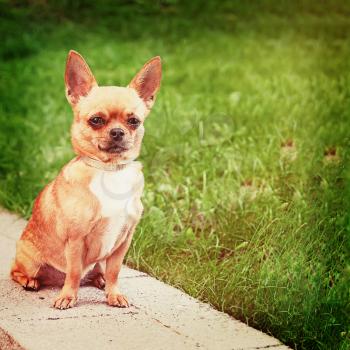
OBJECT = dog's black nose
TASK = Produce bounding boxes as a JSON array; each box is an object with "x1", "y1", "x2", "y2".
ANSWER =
[{"x1": 109, "y1": 128, "x2": 125, "y2": 141}]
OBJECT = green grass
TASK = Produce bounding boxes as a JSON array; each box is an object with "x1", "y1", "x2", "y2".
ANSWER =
[{"x1": 1, "y1": 1, "x2": 350, "y2": 348}]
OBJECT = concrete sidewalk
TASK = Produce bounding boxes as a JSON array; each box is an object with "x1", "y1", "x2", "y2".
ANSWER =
[{"x1": 0, "y1": 209, "x2": 289, "y2": 350}]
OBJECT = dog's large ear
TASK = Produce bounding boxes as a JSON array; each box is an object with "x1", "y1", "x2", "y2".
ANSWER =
[
  {"x1": 65, "y1": 50, "x2": 97, "y2": 106},
  {"x1": 129, "y1": 56, "x2": 162, "y2": 109}
]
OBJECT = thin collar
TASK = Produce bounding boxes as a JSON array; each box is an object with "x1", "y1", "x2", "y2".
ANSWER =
[{"x1": 81, "y1": 156, "x2": 130, "y2": 171}]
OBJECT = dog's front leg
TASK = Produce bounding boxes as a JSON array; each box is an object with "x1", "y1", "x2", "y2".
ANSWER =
[
  {"x1": 54, "y1": 238, "x2": 84, "y2": 309},
  {"x1": 105, "y1": 227, "x2": 135, "y2": 307}
]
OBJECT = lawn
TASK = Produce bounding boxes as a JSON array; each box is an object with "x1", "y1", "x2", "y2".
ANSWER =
[{"x1": 1, "y1": 1, "x2": 349, "y2": 349}]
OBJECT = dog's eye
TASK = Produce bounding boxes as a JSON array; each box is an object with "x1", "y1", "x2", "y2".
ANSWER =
[
  {"x1": 127, "y1": 117, "x2": 140, "y2": 128},
  {"x1": 88, "y1": 115, "x2": 105, "y2": 128}
]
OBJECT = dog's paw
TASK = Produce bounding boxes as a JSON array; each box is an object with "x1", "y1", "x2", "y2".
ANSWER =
[
  {"x1": 22, "y1": 277, "x2": 40, "y2": 291},
  {"x1": 53, "y1": 294, "x2": 77, "y2": 310},
  {"x1": 11, "y1": 270, "x2": 40, "y2": 291},
  {"x1": 92, "y1": 274, "x2": 105, "y2": 290},
  {"x1": 107, "y1": 293, "x2": 129, "y2": 308}
]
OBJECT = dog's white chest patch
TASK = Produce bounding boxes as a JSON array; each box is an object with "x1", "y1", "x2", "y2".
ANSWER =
[{"x1": 89, "y1": 162, "x2": 144, "y2": 259}]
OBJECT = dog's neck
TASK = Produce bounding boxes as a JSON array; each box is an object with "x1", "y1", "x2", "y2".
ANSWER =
[{"x1": 80, "y1": 156, "x2": 132, "y2": 171}]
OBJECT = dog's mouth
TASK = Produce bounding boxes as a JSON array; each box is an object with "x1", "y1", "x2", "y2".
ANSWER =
[{"x1": 98, "y1": 143, "x2": 128, "y2": 154}]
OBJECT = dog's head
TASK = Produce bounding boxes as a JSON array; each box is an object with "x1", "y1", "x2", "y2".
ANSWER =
[{"x1": 65, "y1": 50, "x2": 161, "y2": 163}]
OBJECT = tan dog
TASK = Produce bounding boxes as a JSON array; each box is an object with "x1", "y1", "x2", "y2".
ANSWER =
[{"x1": 10, "y1": 50, "x2": 161, "y2": 309}]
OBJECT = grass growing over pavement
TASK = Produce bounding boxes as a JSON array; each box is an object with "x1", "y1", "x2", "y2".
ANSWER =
[{"x1": 1, "y1": 1, "x2": 349, "y2": 348}]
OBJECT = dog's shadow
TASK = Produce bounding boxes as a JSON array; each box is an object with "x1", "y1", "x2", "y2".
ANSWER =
[{"x1": 36, "y1": 265, "x2": 100, "y2": 289}]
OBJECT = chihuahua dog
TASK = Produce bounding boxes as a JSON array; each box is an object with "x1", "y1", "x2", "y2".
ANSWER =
[{"x1": 10, "y1": 51, "x2": 161, "y2": 309}]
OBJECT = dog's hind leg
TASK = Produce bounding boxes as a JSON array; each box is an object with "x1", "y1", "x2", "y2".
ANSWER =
[
  {"x1": 89, "y1": 261, "x2": 106, "y2": 290},
  {"x1": 10, "y1": 239, "x2": 43, "y2": 291}
]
